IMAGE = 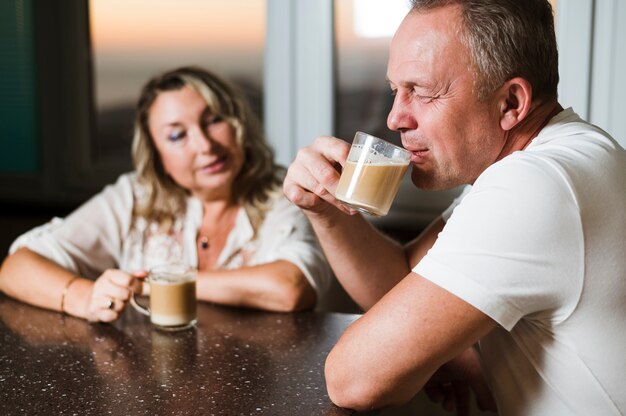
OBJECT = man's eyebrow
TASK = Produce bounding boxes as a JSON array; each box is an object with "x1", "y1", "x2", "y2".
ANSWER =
[{"x1": 385, "y1": 76, "x2": 432, "y2": 89}]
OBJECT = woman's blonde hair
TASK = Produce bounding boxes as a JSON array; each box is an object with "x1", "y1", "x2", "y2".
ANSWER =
[{"x1": 131, "y1": 66, "x2": 284, "y2": 225}]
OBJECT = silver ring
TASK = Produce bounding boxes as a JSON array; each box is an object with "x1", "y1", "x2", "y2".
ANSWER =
[{"x1": 106, "y1": 299, "x2": 115, "y2": 310}]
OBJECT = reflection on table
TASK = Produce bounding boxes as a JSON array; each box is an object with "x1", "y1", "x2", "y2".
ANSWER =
[
  {"x1": 0, "y1": 294, "x2": 357, "y2": 415},
  {"x1": 1, "y1": 293, "x2": 485, "y2": 416}
]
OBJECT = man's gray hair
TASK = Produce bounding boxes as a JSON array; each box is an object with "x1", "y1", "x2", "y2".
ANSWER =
[{"x1": 409, "y1": 0, "x2": 559, "y2": 101}]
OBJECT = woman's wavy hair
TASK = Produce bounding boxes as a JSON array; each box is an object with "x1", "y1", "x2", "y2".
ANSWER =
[
  {"x1": 131, "y1": 66, "x2": 284, "y2": 224},
  {"x1": 409, "y1": 0, "x2": 559, "y2": 101}
]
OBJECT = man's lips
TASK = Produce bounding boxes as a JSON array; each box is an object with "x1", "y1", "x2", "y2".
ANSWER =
[{"x1": 408, "y1": 148, "x2": 429, "y2": 163}]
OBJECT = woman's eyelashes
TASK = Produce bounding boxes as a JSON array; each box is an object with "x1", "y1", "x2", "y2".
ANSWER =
[
  {"x1": 165, "y1": 114, "x2": 223, "y2": 143},
  {"x1": 168, "y1": 129, "x2": 186, "y2": 143}
]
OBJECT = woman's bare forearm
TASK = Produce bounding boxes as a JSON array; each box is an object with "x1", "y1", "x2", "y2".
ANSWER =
[
  {"x1": 196, "y1": 260, "x2": 316, "y2": 312},
  {"x1": 0, "y1": 248, "x2": 92, "y2": 318}
]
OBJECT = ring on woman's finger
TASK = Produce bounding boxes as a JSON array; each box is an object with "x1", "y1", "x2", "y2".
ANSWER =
[{"x1": 106, "y1": 298, "x2": 115, "y2": 310}]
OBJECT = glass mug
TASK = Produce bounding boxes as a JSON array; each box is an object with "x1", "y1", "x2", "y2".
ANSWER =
[
  {"x1": 131, "y1": 264, "x2": 197, "y2": 331},
  {"x1": 335, "y1": 131, "x2": 411, "y2": 216}
]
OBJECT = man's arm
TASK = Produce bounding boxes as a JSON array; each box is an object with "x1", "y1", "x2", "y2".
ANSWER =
[
  {"x1": 284, "y1": 136, "x2": 445, "y2": 310},
  {"x1": 305, "y1": 211, "x2": 446, "y2": 311},
  {"x1": 303, "y1": 208, "x2": 411, "y2": 310},
  {"x1": 404, "y1": 215, "x2": 446, "y2": 267},
  {"x1": 324, "y1": 272, "x2": 496, "y2": 411}
]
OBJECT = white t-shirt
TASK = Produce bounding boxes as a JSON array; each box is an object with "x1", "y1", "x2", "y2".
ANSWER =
[
  {"x1": 10, "y1": 173, "x2": 333, "y2": 298},
  {"x1": 414, "y1": 108, "x2": 626, "y2": 415}
]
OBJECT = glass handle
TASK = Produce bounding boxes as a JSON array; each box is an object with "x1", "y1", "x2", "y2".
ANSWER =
[{"x1": 130, "y1": 287, "x2": 150, "y2": 317}]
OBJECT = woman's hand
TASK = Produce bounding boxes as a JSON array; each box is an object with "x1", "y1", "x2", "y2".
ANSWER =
[
  {"x1": 283, "y1": 136, "x2": 356, "y2": 215},
  {"x1": 86, "y1": 269, "x2": 145, "y2": 322}
]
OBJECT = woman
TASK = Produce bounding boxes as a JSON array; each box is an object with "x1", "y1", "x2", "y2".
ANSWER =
[{"x1": 0, "y1": 66, "x2": 331, "y2": 322}]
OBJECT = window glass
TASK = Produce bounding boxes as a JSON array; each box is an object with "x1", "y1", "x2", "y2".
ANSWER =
[
  {"x1": 89, "y1": 0, "x2": 265, "y2": 165},
  {"x1": 335, "y1": 0, "x2": 559, "y2": 145},
  {"x1": 0, "y1": 0, "x2": 38, "y2": 173},
  {"x1": 550, "y1": 0, "x2": 558, "y2": 15},
  {"x1": 334, "y1": 0, "x2": 410, "y2": 146}
]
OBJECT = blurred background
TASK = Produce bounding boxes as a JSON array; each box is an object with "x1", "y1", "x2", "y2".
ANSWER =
[{"x1": 1, "y1": 0, "x2": 625, "y2": 255}]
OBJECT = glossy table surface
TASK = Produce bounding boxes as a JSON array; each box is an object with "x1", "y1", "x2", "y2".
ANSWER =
[{"x1": 0, "y1": 294, "x2": 361, "y2": 415}]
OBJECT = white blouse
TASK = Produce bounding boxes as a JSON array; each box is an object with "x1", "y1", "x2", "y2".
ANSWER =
[{"x1": 9, "y1": 173, "x2": 332, "y2": 297}]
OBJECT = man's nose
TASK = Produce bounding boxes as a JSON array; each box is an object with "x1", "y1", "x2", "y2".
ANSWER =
[{"x1": 387, "y1": 94, "x2": 416, "y2": 132}]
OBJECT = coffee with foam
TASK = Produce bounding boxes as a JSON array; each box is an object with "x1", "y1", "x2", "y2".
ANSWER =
[{"x1": 335, "y1": 135, "x2": 411, "y2": 216}]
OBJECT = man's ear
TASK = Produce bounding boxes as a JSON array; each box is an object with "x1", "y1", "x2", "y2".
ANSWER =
[{"x1": 498, "y1": 77, "x2": 532, "y2": 131}]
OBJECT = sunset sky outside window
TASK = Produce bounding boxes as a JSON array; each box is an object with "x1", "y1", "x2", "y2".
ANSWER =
[
  {"x1": 90, "y1": 0, "x2": 265, "y2": 52},
  {"x1": 90, "y1": 0, "x2": 559, "y2": 107},
  {"x1": 89, "y1": 0, "x2": 266, "y2": 108}
]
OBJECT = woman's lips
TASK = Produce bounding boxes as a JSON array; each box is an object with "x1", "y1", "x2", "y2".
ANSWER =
[{"x1": 199, "y1": 155, "x2": 227, "y2": 173}]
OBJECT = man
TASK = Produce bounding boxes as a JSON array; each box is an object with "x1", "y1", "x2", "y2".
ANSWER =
[{"x1": 283, "y1": 0, "x2": 626, "y2": 415}]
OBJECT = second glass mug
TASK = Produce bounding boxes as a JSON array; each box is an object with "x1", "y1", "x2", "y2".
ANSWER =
[{"x1": 130, "y1": 264, "x2": 197, "y2": 332}]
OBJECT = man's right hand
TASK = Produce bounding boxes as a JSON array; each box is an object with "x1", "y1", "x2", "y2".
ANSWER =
[{"x1": 283, "y1": 136, "x2": 355, "y2": 215}]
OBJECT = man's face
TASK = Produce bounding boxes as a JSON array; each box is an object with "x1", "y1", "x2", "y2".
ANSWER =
[{"x1": 387, "y1": 5, "x2": 505, "y2": 190}]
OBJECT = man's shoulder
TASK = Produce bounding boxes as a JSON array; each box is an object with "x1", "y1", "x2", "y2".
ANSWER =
[
  {"x1": 466, "y1": 154, "x2": 579, "y2": 222},
  {"x1": 477, "y1": 152, "x2": 561, "y2": 190},
  {"x1": 532, "y1": 107, "x2": 623, "y2": 155}
]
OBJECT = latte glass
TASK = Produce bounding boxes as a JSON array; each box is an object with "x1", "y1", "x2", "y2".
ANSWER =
[
  {"x1": 335, "y1": 131, "x2": 411, "y2": 216},
  {"x1": 131, "y1": 264, "x2": 197, "y2": 331}
]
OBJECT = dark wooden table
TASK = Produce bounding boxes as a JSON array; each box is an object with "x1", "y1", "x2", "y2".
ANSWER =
[
  {"x1": 0, "y1": 293, "x2": 362, "y2": 415},
  {"x1": 0, "y1": 294, "x2": 474, "y2": 416}
]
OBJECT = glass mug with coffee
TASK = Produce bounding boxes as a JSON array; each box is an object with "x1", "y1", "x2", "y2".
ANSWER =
[
  {"x1": 335, "y1": 131, "x2": 411, "y2": 216},
  {"x1": 131, "y1": 264, "x2": 197, "y2": 331}
]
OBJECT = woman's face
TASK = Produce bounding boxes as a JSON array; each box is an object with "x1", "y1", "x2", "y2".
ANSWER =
[{"x1": 147, "y1": 85, "x2": 244, "y2": 200}]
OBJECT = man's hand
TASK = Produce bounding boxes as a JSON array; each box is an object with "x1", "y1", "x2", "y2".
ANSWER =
[
  {"x1": 283, "y1": 136, "x2": 355, "y2": 215},
  {"x1": 423, "y1": 347, "x2": 498, "y2": 415}
]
